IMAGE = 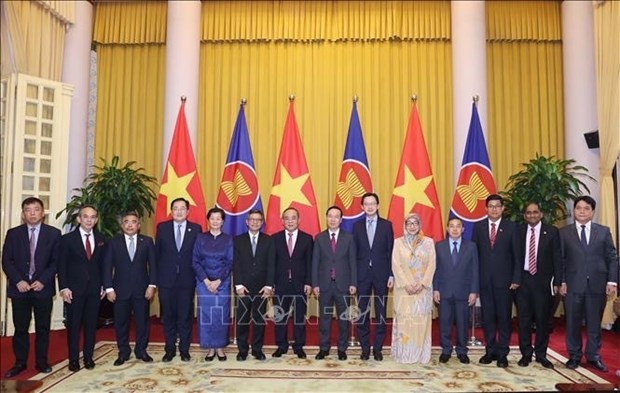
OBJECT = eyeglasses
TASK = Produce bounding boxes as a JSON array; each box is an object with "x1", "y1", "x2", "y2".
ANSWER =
[
  {"x1": 487, "y1": 204, "x2": 503, "y2": 209},
  {"x1": 248, "y1": 218, "x2": 263, "y2": 223},
  {"x1": 405, "y1": 221, "x2": 419, "y2": 226}
]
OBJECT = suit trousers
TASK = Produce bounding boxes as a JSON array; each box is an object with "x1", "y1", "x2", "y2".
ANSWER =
[
  {"x1": 318, "y1": 281, "x2": 350, "y2": 352},
  {"x1": 564, "y1": 291, "x2": 606, "y2": 361},
  {"x1": 236, "y1": 294, "x2": 268, "y2": 354},
  {"x1": 273, "y1": 288, "x2": 307, "y2": 351},
  {"x1": 113, "y1": 296, "x2": 150, "y2": 358},
  {"x1": 480, "y1": 285, "x2": 513, "y2": 357},
  {"x1": 66, "y1": 292, "x2": 100, "y2": 362},
  {"x1": 159, "y1": 287, "x2": 195, "y2": 354},
  {"x1": 515, "y1": 274, "x2": 552, "y2": 358},
  {"x1": 356, "y1": 271, "x2": 388, "y2": 353},
  {"x1": 11, "y1": 296, "x2": 53, "y2": 366},
  {"x1": 438, "y1": 296, "x2": 469, "y2": 356}
]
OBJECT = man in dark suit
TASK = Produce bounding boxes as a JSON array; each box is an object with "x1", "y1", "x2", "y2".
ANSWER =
[
  {"x1": 471, "y1": 194, "x2": 520, "y2": 368},
  {"x1": 312, "y1": 206, "x2": 357, "y2": 361},
  {"x1": 271, "y1": 207, "x2": 313, "y2": 359},
  {"x1": 156, "y1": 197, "x2": 201, "y2": 362},
  {"x1": 103, "y1": 212, "x2": 157, "y2": 366},
  {"x1": 559, "y1": 196, "x2": 618, "y2": 373},
  {"x1": 233, "y1": 209, "x2": 275, "y2": 361},
  {"x1": 352, "y1": 192, "x2": 394, "y2": 361},
  {"x1": 434, "y1": 217, "x2": 479, "y2": 364},
  {"x1": 2, "y1": 197, "x2": 61, "y2": 378},
  {"x1": 58, "y1": 204, "x2": 106, "y2": 372},
  {"x1": 514, "y1": 202, "x2": 561, "y2": 369}
]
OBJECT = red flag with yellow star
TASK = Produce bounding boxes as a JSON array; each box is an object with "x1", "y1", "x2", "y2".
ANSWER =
[
  {"x1": 266, "y1": 101, "x2": 321, "y2": 236},
  {"x1": 387, "y1": 102, "x2": 444, "y2": 240},
  {"x1": 154, "y1": 100, "x2": 207, "y2": 230}
]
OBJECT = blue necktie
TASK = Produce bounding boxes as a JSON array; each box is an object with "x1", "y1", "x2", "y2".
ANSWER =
[
  {"x1": 580, "y1": 225, "x2": 587, "y2": 248},
  {"x1": 451, "y1": 241, "x2": 458, "y2": 266}
]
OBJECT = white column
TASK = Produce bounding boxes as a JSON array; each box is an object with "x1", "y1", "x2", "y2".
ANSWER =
[
  {"x1": 162, "y1": 0, "x2": 201, "y2": 164},
  {"x1": 561, "y1": 1, "x2": 600, "y2": 205},
  {"x1": 61, "y1": 0, "x2": 93, "y2": 197},
  {"x1": 451, "y1": 1, "x2": 488, "y2": 180}
]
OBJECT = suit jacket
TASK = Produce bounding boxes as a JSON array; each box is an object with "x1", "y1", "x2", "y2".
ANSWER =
[
  {"x1": 471, "y1": 218, "x2": 520, "y2": 288},
  {"x1": 353, "y1": 216, "x2": 394, "y2": 282},
  {"x1": 273, "y1": 229, "x2": 313, "y2": 293},
  {"x1": 560, "y1": 222, "x2": 618, "y2": 294},
  {"x1": 102, "y1": 233, "x2": 157, "y2": 300},
  {"x1": 58, "y1": 229, "x2": 106, "y2": 296},
  {"x1": 433, "y1": 239, "x2": 479, "y2": 300},
  {"x1": 2, "y1": 223, "x2": 61, "y2": 299},
  {"x1": 311, "y1": 230, "x2": 357, "y2": 293},
  {"x1": 155, "y1": 220, "x2": 201, "y2": 289},
  {"x1": 233, "y1": 232, "x2": 276, "y2": 294},
  {"x1": 514, "y1": 223, "x2": 561, "y2": 288}
]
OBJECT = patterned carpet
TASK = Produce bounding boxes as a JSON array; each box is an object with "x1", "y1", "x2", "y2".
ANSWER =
[{"x1": 32, "y1": 342, "x2": 609, "y2": 392}]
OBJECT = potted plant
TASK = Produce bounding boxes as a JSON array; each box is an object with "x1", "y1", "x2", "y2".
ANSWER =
[{"x1": 500, "y1": 154, "x2": 594, "y2": 225}]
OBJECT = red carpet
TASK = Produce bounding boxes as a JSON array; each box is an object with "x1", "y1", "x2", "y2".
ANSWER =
[{"x1": 1, "y1": 317, "x2": 618, "y2": 384}]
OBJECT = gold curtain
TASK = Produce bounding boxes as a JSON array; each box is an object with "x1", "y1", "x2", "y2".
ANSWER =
[
  {"x1": 198, "y1": 1, "x2": 454, "y2": 227},
  {"x1": 486, "y1": 1, "x2": 564, "y2": 191}
]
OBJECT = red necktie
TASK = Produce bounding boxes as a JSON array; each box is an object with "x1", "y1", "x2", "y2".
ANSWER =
[
  {"x1": 287, "y1": 232, "x2": 294, "y2": 257},
  {"x1": 490, "y1": 223, "x2": 497, "y2": 248},
  {"x1": 330, "y1": 233, "x2": 336, "y2": 253},
  {"x1": 85, "y1": 233, "x2": 92, "y2": 260},
  {"x1": 528, "y1": 227, "x2": 537, "y2": 275}
]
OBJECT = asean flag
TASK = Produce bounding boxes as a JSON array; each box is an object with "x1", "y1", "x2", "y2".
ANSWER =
[
  {"x1": 266, "y1": 100, "x2": 321, "y2": 236},
  {"x1": 155, "y1": 99, "x2": 207, "y2": 230},
  {"x1": 387, "y1": 101, "x2": 444, "y2": 240}
]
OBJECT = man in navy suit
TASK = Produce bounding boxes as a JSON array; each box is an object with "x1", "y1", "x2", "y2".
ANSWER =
[
  {"x1": 560, "y1": 196, "x2": 618, "y2": 373},
  {"x1": 433, "y1": 217, "x2": 479, "y2": 364},
  {"x1": 233, "y1": 209, "x2": 275, "y2": 361},
  {"x1": 2, "y1": 197, "x2": 61, "y2": 378},
  {"x1": 58, "y1": 204, "x2": 106, "y2": 372},
  {"x1": 352, "y1": 193, "x2": 394, "y2": 361},
  {"x1": 103, "y1": 212, "x2": 157, "y2": 366},
  {"x1": 312, "y1": 206, "x2": 357, "y2": 361},
  {"x1": 156, "y1": 197, "x2": 201, "y2": 362},
  {"x1": 514, "y1": 202, "x2": 561, "y2": 369},
  {"x1": 271, "y1": 207, "x2": 313, "y2": 359},
  {"x1": 471, "y1": 194, "x2": 520, "y2": 368}
]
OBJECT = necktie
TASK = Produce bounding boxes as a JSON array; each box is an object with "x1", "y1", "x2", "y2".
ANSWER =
[
  {"x1": 128, "y1": 236, "x2": 135, "y2": 260},
  {"x1": 331, "y1": 233, "x2": 336, "y2": 253},
  {"x1": 451, "y1": 241, "x2": 458, "y2": 266},
  {"x1": 580, "y1": 225, "x2": 587, "y2": 248},
  {"x1": 528, "y1": 227, "x2": 537, "y2": 275},
  {"x1": 176, "y1": 224, "x2": 182, "y2": 251},
  {"x1": 287, "y1": 232, "x2": 294, "y2": 257},
  {"x1": 490, "y1": 222, "x2": 497, "y2": 248},
  {"x1": 85, "y1": 233, "x2": 92, "y2": 260},
  {"x1": 367, "y1": 219, "x2": 375, "y2": 248},
  {"x1": 28, "y1": 227, "x2": 36, "y2": 277},
  {"x1": 252, "y1": 235, "x2": 257, "y2": 256}
]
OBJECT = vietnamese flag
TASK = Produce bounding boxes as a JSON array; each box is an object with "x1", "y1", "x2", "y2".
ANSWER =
[
  {"x1": 387, "y1": 102, "x2": 444, "y2": 240},
  {"x1": 266, "y1": 100, "x2": 321, "y2": 236},
  {"x1": 154, "y1": 99, "x2": 207, "y2": 230}
]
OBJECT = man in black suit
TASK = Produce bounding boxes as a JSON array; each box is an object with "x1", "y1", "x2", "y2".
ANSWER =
[
  {"x1": 514, "y1": 202, "x2": 561, "y2": 369},
  {"x1": 271, "y1": 207, "x2": 313, "y2": 359},
  {"x1": 58, "y1": 204, "x2": 106, "y2": 372},
  {"x1": 156, "y1": 197, "x2": 201, "y2": 362},
  {"x1": 2, "y1": 197, "x2": 61, "y2": 378},
  {"x1": 471, "y1": 194, "x2": 520, "y2": 368},
  {"x1": 560, "y1": 196, "x2": 618, "y2": 373},
  {"x1": 434, "y1": 217, "x2": 479, "y2": 364},
  {"x1": 352, "y1": 193, "x2": 394, "y2": 361},
  {"x1": 312, "y1": 206, "x2": 357, "y2": 361},
  {"x1": 233, "y1": 209, "x2": 275, "y2": 361},
  {"x1": 103, "y1": 212, "x2": 157, "y2": 366}
]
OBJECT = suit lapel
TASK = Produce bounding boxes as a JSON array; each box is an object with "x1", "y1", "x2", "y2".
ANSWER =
[{"x1": 589, "y1": 224, "x2": 599, "y2": 247}]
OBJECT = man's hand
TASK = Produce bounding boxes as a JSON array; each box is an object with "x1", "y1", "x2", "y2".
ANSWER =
[
  {"x1": 304, "y1": 285, "x2": 312, "y2": 295},
  {"x1": 145, "y1": 287, "x2": 155, "y2": 300},
  {"x1": 236, "y1": 286, "x2": 248, "y2": 297},
  {"x1": 349, "y1": 286, "x2": 356, "y2": 295},
  {"x1": 387, "y1": 277, "x2": 395, "y2": 289},
  {"x1": 468, "y1": 293, "x2": 477, "y2": 307},
  {"x1": 433, "y1": 290, "x2": 440, "y2": 304},
  {"x1": 560, "y1": 283, "x2": 567, "y2": 296},
  {"x1": 313, "y1": 286, "x2": 320, "y2": 297},
  {"x1": 61, "y1": 288, "x2": 73, "y2": 303},
  {"x1": 30, "y1": 280, "x2": 44, "y2": 292},
  {"x1": 106, "y1": 290, "x2": 117, "y2": 303},
  {"x1": 509, "y1": 283, "x2": 520, "y2": 290},
  {"x1": 16, "y1": 280, "x2": 30, "y2": 293},
  {"x1": 259, "y1": 286, "x2": 272, "y2": 299},
  {"x1": 606, "y1": 284, "x2": 617, "y2": 297}
]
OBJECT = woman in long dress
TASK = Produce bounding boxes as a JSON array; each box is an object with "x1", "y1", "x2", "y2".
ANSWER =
[
  {"x1": 391, "y1": 213, "x2": 436, "y2": 363},
  {"x1": 192, "y1": 207, "x2": 233, "y2": 361}
]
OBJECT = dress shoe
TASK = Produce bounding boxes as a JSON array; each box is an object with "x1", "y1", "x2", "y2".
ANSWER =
[
  {"x1": 272, "y1": 348, "x2": 286, "y2": 358},
  {"x1": 84, "y1": 359, "x2": 95, "y2": 370},
  {"x1": 565, "y1": 359, "x2": 580, "y2": 370},
  {"x1": 337, "y1": 350, "x2": 347, "y2": 361},
  {"x1": 536, "y1": 357, "x2": 554, "y2": 369},
  {"x1": 373, "y1": 351, "x2": 383, "y2": 361},
  {"x1": 205, "y1": 351, "x2": 216, "y2": 362},
  {"x1": 315, "y1": 350, "x2": 329, "y2": 360},
  {"x1": 457, "y1": 354, "x2": 470, "y2": 364},
  {"x1": 360, "y1": 351, "x2": 370, "y2": 361},
  {"x1": 439, "y1": 353, "x2": 451, "y2": 363},
  {"x1": 294, "y1": 349, "x2": 307, "y2": 359},
  {"x1": 137, "y1": 353, "x2": 153, "y2": 363},
  {"x1": 496, "y1": 356, "x2": 508, "y2": 368},
  {"x1": 180, "y1": 352, "x2": 191, "y2": 362},
  {"x1": 35, "y1": 363, "x2": 52, "y2": 373},
  {"x1": 587, "y1": 359, "x2": 608, "y2": 372},
  {"x1": 5, "y1": 364, "x2": 26, "y2": 378},
  {"x1": 162, "y1": 353, "x2": 175, "y2": 362},
  {"x1": 236, "y1": 352, "x2": 247, "y2": 361},
  {"x1": 479, "y1": 353, "x2": 495, "y2": 364},
  {"x1": 216, "y1": 351, "x2": 227, "y2": 361},
  {"x1": 518, "y1": 356, "x2": 532, "y2": 367},
  {"x1": 252, "y1": 351, "x2": 266, "y2": 361},
  {"x1": 68, "y1": 361, "x2": 80, "y2": 372},
  {"x1": 113, "y1": 356, "x2": 129, "y2": 366}
]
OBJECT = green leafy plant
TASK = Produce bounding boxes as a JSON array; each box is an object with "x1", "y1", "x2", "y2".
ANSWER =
[
  {"x1": 56, "y1": 156, "x2": 158, "y2": 237},
  {"x1": 500, "y1": 154, "x2": 594, "y2": 225}
]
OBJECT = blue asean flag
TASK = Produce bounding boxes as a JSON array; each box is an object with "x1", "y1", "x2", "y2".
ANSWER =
[
  {"x1": 216, "y1": 104, "x2": 263, "y2": 236},
  {"x1": 449, "y1": 102, "x2": 497, "y2": 240},
  {"x1": 334, "y1": 101, "x2": 373, "y2": 233}
]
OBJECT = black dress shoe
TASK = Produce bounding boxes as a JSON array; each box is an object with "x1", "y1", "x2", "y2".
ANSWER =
[
  {"x1": 236, "y1": 352, "x2": 247, "y2": 361},
  {"x1": 162, "y1": 353, "x2": 175, "y2": 362},
  {"x1": 587, "y1": 359, "x2": 608, "y2": 372},
  {"x1": 180, "y1": 352, "x2": 191, "y2": 362},
  {"x1": 84, "y1": 359, "x2": 95, "y2": 370},
  {"x1": 337, "y1": 350, "x2": 347, "y2": 361},
  {"x1": 518, "y1": 356, "x2": 532, "y2": 367},
  {"x1": 137, "y1": 353, "x2": 153, "y2": 362},
  {"x1": 373, "y1": 351, "x2": 383, "y2": 361},
  {"x1": 35, "y1": 363, "x2": 52, "y2": 373},
  {"x1": 457, "y1": 354, "x2": 470, "y2": 364},
  {"x1": 113, "y1": 356, "x2": 128, "y2": 366},
  {"x1": 479, "y1": 353, "x2": 494, "y2": 364},
  {"x1": 252, "y1": 351, "x2": 266, "y2": 361},
  {"x1": 566, "y1": 359, "x2": 580, "y2": 370},
  {"x1": 272, "y1": 348, "x2": 286, "y2": 358},
  {"x1": 439, "y1": 353, "x2": 451, "y2": 363},
  {"x1": 536, "y1": 357, "x2": 554, "y2": 369},
  {"x1": 5, "y1": 364, "x2": 27, "y2": 378},
  {"x1": 294, "y1": 349, "x2": 306, "y2": 359},
  {"x1": 315, "y1": 350, "x2": 328, "y2": 360},
  {"x1": 360, "y1": 351, "x2": 370, "y2": 360},
  {"x1": 496, "y1": 356, "x2": 508, "y2": 368},
  {"x1": 68, "y1": 361, "x2": 80, "y2": 372}
]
